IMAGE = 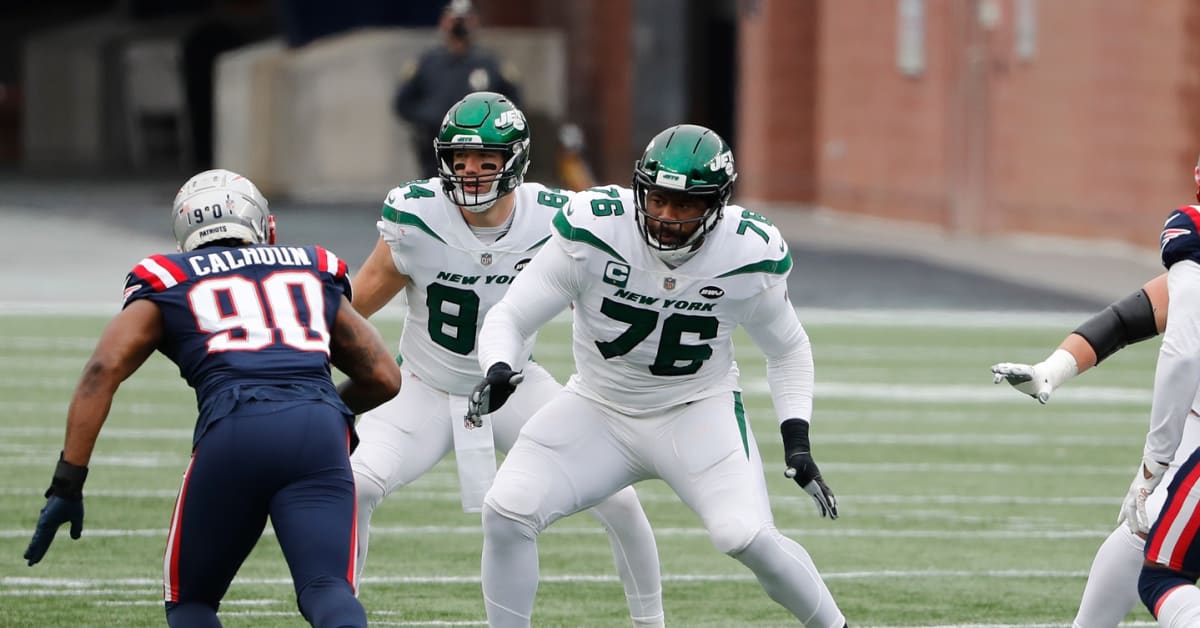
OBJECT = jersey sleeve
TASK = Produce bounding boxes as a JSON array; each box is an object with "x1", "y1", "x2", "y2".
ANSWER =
[
  {"x1": 477, "y1": 236, "x2": 580, "y2": 372},
  {"x1": 122, "y1": 254, "x2": 188, "y2": 308},
  {"x1": 1160, "y1": 206, "x2": 1200, "y2": 269},
  {"x1": 312, "y1": 246, "x2": 352, "y2": 302},
  {"x1": 549, "y1": 190, "x2": 627, "y2": 264},
  {"x1": 375, "y1": 184, "x2": 425, "y2": 274},
  {"x1": 715, "y1": 207, "x2": 794, "y2": 293},
  {"x1": 741, "y1": 281, "x2": 815, "y2": 424}
]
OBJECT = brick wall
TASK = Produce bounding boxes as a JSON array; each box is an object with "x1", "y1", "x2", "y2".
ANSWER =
[
  {"x1": 489, "y1": 0, "x2": 1200, "y2": 248},
  {"x1": 785, "y1": 0, "x2": 1200, "y2": 248}
]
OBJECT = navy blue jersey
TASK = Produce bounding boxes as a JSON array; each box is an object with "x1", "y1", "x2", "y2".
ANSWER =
[
  {"x1": 123, "y1": 244, "x2": 354, "y2": 443},
  {"x1": 1160, "y1": 206, "x2": 1200, "y2": 269}
]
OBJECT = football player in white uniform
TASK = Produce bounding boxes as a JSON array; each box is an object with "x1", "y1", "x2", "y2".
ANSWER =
[
  {"x1": 471, "y1": 124, "x2": 847, "y2": 627},
  {"x1": 990, "y1": 160, "x2": 1200, "y2": 627},
  {"x1": 349, "y1": 92, "x2": 664, "y2": 627}
]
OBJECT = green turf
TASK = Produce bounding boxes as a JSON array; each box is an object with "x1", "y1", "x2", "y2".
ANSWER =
[{"x1": 0, "y1": 313, "x2": 1163, "y2": 626}]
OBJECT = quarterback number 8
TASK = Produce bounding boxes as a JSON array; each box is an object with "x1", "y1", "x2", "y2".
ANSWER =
[{"x1": 187, "y1": 272, "x2": 331, "y2": 354}]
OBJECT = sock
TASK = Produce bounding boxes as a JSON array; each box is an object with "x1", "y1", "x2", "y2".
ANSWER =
[
  {"x1": 481, "y1": 504, "x2": 541, "y2": 628},
  {"x1": 731, "y1": 527, "x2": 845, "y2": 628},
  {"x1": 586, "y1": 487, "x2": 665, "y2": 627}
]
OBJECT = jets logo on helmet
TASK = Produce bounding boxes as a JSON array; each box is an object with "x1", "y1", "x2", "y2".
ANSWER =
[
  {"x1": 435, "y1": 91, "x2": 531, "y2": 213},
  {"x1": 706, "y1": 150, "x2": 734, "y2": 175},
  {"x1": 494, "y1": 110, "x2": 526, "y2": 131}
]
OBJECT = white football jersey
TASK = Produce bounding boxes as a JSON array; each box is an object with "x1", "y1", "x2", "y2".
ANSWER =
[
  {"x1": 376, "y1": 179, "x2": 571, "y2": 394},
  {"x1": 554, "y1": 185, "x2": 792, "y2": 415}
]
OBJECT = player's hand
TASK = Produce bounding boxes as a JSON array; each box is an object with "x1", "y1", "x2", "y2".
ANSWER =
[
  {"x1": 780, "y1": 418, "x2": 838, "y2": 519},
  {"x1": 466, "y1": 362, "x2": 525, "y2": 427},
  {"x1": 1117, "y1": 457, "x2": 1169, "y2": 535},
  {"x1": 990, "y1": 361, "x2": 1053, "y2": 404},
  {"x1": 24, "y1": 455, "x2": 88, "y2": 566}
]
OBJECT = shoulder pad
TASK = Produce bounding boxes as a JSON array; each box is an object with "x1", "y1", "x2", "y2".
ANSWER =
[
  {"x1": 123, "y1": 253, "x2": 189, "y2": 306},
  {"x1": 711, "y1": 205, "x2": 792, "y2": 279},
  {"x1": 1161, "y1": 206, "x2": 1200, "y2": 269},
  {"x1": 551, "y1": 186, "x2": 632, "y2": 262},
  {"x1": 378, "y1": 180, "x2": 450, "y2": 246}
]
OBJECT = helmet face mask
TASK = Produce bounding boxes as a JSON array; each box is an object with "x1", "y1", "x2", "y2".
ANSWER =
[
  {"x1": 172, "y1": 169, "x2": 272, "y2": 253},
  {"x1": 632, "y1": 124, "x2": 736, "y2": 263},
  {"x1": 435, "y1": 91, "x2": 530, "y2": 212}
]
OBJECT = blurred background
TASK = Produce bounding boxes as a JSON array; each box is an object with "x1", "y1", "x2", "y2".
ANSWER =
[{"x1": 0, "y1": 0, "x2": 1191, "y2": 309}]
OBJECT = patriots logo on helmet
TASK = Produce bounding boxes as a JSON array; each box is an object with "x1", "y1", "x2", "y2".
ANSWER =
[{"x1": 1162, "y1": 228, "x2": 1191, "y2": 250}]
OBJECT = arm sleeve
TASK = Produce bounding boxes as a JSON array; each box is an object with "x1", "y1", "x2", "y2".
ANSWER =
[
  {"x1": 740, "y1": 282, "x2": 815, "y2": 424},
  {"x1": 477, "y1": 236, "x2": 579, "y2": 371},
  {"x1": 1145, "y1": 260, "x2": 1200, "y2": 463}
]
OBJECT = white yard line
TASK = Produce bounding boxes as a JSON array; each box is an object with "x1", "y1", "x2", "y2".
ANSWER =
[{"x1": 0, "y1": 525, "x2": 1117, "y2": 540}]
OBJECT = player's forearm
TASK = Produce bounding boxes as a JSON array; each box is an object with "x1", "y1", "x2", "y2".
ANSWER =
[
  {"x1": 765, "y1": 345, "x2": 815, "y2": 424},
  {"x1": 742, "y1": 284, "x2": 815, "y2": 422},
  {"x1": 1027, "y1": 279, "x2": 1163, "y2": 387},
  {"x1": 479, "y1": 241, "x2": 575, "y2": 370},
  {"x1": 330, "y1": 300, "x2": 402, "y2": 413},
  {"x1": 1070, "y1": 278, "x2": 1164, "y2": 368},
  {"x1": 352, "y1": 239, "x2": 408, "y2": 318},
  {"x1": 1056, "y1": 333, "x2": 1099, "y2": 374},
  {"x1": 478, "y1": 300, "x2": 538, "y2": 370},
  {"x1": 62, "y1": 364, "x2": 120, "y2": 466}
]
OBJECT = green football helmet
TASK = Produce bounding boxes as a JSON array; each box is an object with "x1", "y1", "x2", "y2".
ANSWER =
[
  {"x1": 435, "y1": 91, "x2": 530, "y2": 212},
  {"x1": 632, "y1": 124, "x2": 736, "y2": 261}
]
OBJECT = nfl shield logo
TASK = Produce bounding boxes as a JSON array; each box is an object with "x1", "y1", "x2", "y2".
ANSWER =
[
  {"x1": 663, "y1": 277, "x2": 676, "y2": 290},
  {"x1": 480, "y1": 252, "x2": 493, "y2": 266}
]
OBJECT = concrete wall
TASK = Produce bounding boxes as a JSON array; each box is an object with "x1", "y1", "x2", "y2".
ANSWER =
[
  {"x1": 23, "y1": 18, "x2": 135, "y2": 170},
  {"x1": 215, "y1": 27, "x2": 566, "y2": 202}
]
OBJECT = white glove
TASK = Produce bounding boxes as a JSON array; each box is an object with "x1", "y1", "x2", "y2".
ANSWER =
[
  {"x1": 990, "y1": 348, "x2": 1078, "y2": 404},
  {"x1": 1117, "y1": 456, "x2": 1170, "y2": 535}
]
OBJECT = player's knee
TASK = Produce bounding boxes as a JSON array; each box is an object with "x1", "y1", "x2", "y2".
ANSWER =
[
  {"x1": 297, "y1": 575, "x2": 366, "y2": 628},
  {"x1": 708, "y1": 518, "x2": 761, "y2": 555},
  {"x1": 1139, "y1": 564, "x2": 1193, "y2": 618},
  {"x1": 482, "y1": 502, "x2": 540, "y2": 544},
  {"x1": 483, "y1": 468, "x2": 551, "y2": 526},
  {"x1": 354, "y1": 470, "x2": 386, "y2": 512}
]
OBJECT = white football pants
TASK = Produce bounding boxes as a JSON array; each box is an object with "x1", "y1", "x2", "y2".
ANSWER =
[
  {"x1": 350, "y1": 364, "x2": 663, "y2": 625},
  {"x1": 481, "y1": 389, "x2": 844, "y2": 628}
]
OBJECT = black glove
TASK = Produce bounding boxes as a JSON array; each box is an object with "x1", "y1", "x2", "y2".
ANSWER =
[
  {"x1": 780, "y1": 419, "x2": 838, "y2": 519},
  {"x1": 465, "y1": 362, "x2": 525, "y2": 427},
  {"x1": 24, "y1": 453, "x2": 88, "y2": 566}
]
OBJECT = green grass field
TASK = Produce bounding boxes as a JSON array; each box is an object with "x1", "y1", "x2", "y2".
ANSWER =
[{"x1": 0, "y1": 311, "x2": 1165, "y2": 627}]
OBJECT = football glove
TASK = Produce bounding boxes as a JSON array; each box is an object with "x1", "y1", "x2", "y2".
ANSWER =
[
  {"x1": 465, "y1": 362, "x2": 525, "y2": 428},
  {"x1": 24, "y1": 454, "x2": 88, "y2": 566},
  {"x1": 780, "y1": 418, "x2": 838, "y2": 519},
  {"x1": 990, "y1": 348, "x2": 1078, "y2": 404},
  {"x1": 1117, "y1": 456, "x2": 1169, "y2": 536}
]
